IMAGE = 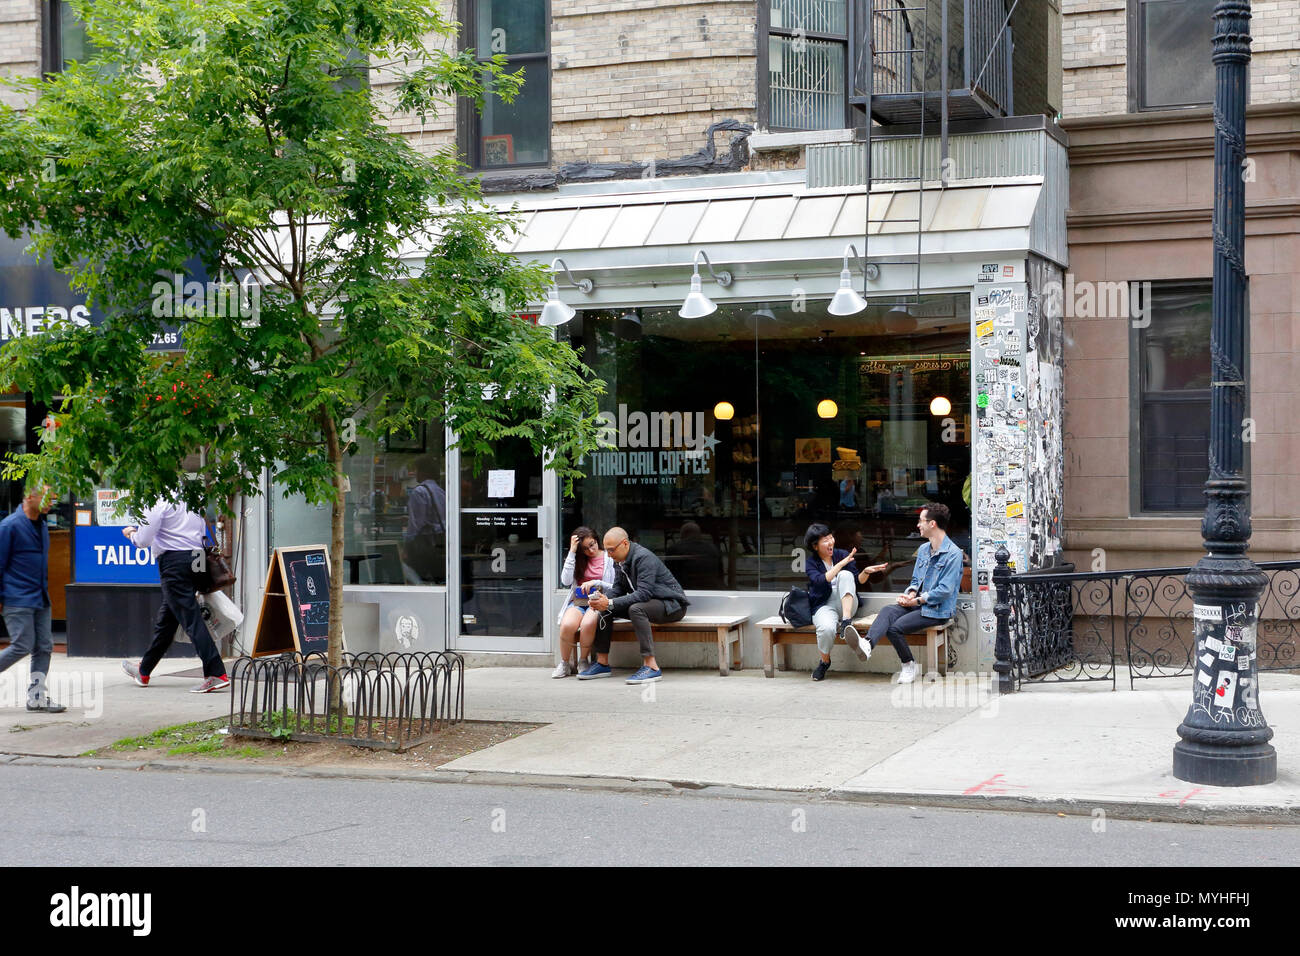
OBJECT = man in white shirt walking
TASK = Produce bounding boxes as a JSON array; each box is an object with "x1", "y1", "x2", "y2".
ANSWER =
[{"x1": 120, "y1": 499, "x2": 229, "y2": 693}]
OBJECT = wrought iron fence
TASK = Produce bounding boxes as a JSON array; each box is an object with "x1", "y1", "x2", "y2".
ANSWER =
[
  {"x1": 998, "y1": 557, "x2": 1300, "y2": 689},
  {"x1": 228, "y1": 650, "x2": 464, "y2": 751},
  {"x1": 1005, "y1": 564, "x2": 1117, "y2": 687}
]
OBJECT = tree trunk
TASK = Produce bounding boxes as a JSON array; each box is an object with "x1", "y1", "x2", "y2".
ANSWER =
[{"x1": 322, "y1": 409, "x2": 346, "y2": 718}]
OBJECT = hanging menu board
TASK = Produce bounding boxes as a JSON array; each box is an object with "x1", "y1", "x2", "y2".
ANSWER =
[{"x1": 251, "y1": 545, "x2": 338, "y2": 657}]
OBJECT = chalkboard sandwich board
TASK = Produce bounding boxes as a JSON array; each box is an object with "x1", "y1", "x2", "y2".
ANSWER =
[{"x1": 251, "y1": 545, "x2": 341, "y2": 657}]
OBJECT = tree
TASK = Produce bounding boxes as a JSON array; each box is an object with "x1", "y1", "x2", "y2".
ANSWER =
[{"x1": 0, "y1": 0, "x2": 606, "y2": 677}]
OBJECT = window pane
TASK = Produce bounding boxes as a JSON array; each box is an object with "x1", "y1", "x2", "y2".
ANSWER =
[
  {"x1": 460, "y1": 432, "x2": 543, "y2": 509},
  {"x1": 1142, "y1": 290, "x2": 1212, "y2": 392},
  {"x1": 769, "y1": 35, "x2": 846, "y2": 130},
  {"x1": 479, "y1": 68, "x2": 549, "y2": 167},
  {"x1": 1143, "y1": 0, "x2": 1217, "y2": 108},
  {"x1": 561, "y1": 297, "x2": 971, "y2": 594},
  {"x1": 1141, "y1": 401, "x2": 1210, "y2": 510},
  {"x1": 755, "y1": 296, "x2": 971, "y2": 594},
  {"x1": 770, "y1": 0, "x2": 847, "y2": 35},
  {"x1": 1140, "y1": 286, "x2": 1212, "y2": 511},
  {"x1": 60, "y1": 4, "x2": 91, "y2": 67},
  {"x1": 344, "y1": 427, "x2": 447, "y2": 585},
  {"x1": 562, "y1": 309, "x2": 759, "y2": 591},
  {"x1": 270, "y1": 421, "x2": 448, "y2": 586},
  {"x1": 475, "y1": 0, "x2": 546, "y2": 57}
]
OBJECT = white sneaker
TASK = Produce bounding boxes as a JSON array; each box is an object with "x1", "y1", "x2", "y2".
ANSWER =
[
  {"x1": 898, "y1": 661, "x2": 920, "y2": 684},
  {"x1": 551, "y1": 661, "x2": 572, "y2": 679},
  {"x1": 843, "y1": 624, "x2": 870, "y2": 662}
]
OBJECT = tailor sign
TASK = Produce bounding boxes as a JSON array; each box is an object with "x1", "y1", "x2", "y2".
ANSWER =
[{"x1": 74, "y1": 526, "x2": 160, "y2": 585}]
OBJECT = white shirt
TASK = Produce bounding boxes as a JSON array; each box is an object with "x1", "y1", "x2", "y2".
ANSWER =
[{"x1": 130, "y1": 500, "x2": 207, "y2": 558}]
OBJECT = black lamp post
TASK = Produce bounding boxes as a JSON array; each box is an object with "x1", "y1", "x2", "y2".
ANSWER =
[{"x1": 1172, "y1": 0, "x2": 1276, "y2": 786}]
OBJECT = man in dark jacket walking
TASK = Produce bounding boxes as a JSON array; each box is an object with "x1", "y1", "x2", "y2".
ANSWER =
[
  {"x1": 581, "y1": 527, "x2": 689, "y2": 685},
  {"x1": 0, "y1": 485, "x2": 64, "y2": 712}
]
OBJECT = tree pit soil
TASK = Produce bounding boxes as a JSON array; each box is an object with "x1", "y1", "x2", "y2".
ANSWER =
[{"x1": 93, "y1": 719, "x2": 544, "y2": 769}]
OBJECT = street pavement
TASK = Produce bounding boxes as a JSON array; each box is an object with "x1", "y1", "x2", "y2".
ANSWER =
[
  {"x1": 6, "y1": 764, "x2": 1298, "y2": 867},
  {"x1": 2, "y1": 654, "x2": 1299, "y2": 823}
]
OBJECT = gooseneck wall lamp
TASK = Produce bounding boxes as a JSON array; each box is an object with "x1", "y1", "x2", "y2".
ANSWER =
[
  {"x1": 827, "y1": 244, "x2": 870, "y2": 317},
  {"x1": 539, "y1": 257, "x2": 595, "y2": 327},
  {"x1": 678, "y1": 250, "x2": 733, "y2": 318}
]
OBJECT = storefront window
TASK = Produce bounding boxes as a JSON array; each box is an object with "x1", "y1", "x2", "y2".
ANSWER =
[
  {"x1": 269, "y1": 420, "x2": 447, "y2": 586},
  {"x1": 561, "y1": 295, "x2": 971, "y2": 592}
]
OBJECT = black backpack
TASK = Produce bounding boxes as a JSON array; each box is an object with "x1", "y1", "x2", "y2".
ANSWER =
[{"x1": 779, "y1": 587, "x2": 814, "y2": 627}]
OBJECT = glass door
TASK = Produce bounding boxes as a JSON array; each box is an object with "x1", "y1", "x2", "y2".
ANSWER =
[{"x1": 452, "y1": 433, "x2": 553, "y2": 651}]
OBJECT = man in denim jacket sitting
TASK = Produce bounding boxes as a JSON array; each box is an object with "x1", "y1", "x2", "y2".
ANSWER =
[{"x1": 864, "y1": 502, "x2": 964, "y2": 685}]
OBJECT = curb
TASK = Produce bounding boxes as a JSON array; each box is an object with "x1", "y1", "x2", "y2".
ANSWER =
[
  {"x1": 825, "y1": 788, "x2": 1300, "y2": 825},
  {"x1": 7, "y1": 752, "x2": 1300, "y2": 824}
]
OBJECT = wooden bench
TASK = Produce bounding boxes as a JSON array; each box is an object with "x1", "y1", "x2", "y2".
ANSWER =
[
  {"x1": 608, "y1": 614, "x2": 748, "y2": 676},
  {"x1": 757, "y1": 614, "x2": 951, "y2": 678}
]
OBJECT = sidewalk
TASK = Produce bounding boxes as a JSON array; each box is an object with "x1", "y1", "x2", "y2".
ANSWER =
[{"x1": 3, "y1": 654, "x2": 1298, "y2": 822}]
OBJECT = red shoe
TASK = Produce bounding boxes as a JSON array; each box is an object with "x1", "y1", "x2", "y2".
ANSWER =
[{"x1": 190, "y1": 674, "x2": 230, "y2": 694}]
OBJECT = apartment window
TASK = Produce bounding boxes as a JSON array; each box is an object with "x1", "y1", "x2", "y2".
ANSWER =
[
  {"x1": 1129, "y1": 0, "x2": 1218, "y2": 110},
  {"x1": 761, "y1": 0, "x2": 849, "y2": 131},
  {"x1": 41, "y1": 0, "x2": 92, "y2": 74},
  {"x1": 465, "y1": 0, "x2": 550, "y2": 169},
  {"x1": 1134, "y1": 284, "x2": 1214, "y2": 512}
]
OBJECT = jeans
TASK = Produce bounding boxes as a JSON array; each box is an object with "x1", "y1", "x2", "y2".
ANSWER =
[
  {"x1": 140, "y1": 550, "x2": 226, "y2": 679},
  {"x1": 866, "y1": 604, "x2": 942, "y2": 665},
  {"x1": 812, "y1": 570, "x2": 859, "y2": 655},
  {"x1": 0, "y1": 605, "x2": 53, "y2": 703},
  {"x1": 593, "y1": 599, "x2": 687, "y2": 658}
]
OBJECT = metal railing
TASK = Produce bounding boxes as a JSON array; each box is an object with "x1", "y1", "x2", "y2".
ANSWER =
[
  {"x1": 995, "y1": 554, "x2": 1300, "y2": 690},
  {"x1": 229, "y1": 650, "x2": 465, "y2": 750},
  {"x1": 852, "y1": 0, "x2": 1012, "y2": 117},
  {"x1": 965, "y1": 0, "x2": 1012, "y2": 116}
]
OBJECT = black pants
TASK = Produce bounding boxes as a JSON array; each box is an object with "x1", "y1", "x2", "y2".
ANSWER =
[
  {"x1": 593, "y1": 600, "x2": 687, "y2": 657},
  {"x1": 140, "y1": 550, "x2": 226, "y2": 679},
  {"x1": 866, "y1": 604, "x2": 945, "y2": 665}
]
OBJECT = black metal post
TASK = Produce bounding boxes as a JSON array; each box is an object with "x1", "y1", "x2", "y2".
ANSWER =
[
  {"x1": 993, "y1": 546, "x2": 1015, "y2": 694},
  {"x1": 1172, "y1": 0, "x2": 1275, "y2": 786}
]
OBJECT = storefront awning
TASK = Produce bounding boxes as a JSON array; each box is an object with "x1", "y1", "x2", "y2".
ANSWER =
[{"x1": 478, "y1": 175, "x2": 1059, "y2": 304}]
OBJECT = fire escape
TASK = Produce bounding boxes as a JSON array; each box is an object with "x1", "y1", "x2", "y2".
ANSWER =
[{"x1": 854, "y1": 0, "x2": 1020, "y2": 303}]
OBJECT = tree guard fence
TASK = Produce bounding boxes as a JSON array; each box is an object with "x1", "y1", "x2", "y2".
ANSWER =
[{"x1": 228, "y1": 651, "x2": 464, "y2": 750}]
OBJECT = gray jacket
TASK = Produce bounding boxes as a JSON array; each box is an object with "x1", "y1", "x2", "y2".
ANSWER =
[{"x1": 608, "y1": 542, "x2": 690, "y2": 616}]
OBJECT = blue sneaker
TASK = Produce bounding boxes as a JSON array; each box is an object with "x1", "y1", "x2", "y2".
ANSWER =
[
  {"x1": 626, "y1": 665, "x2": 662, "y2": 684},
  {"x1": 577, "y1": 662, "x2": 613, "y2": 680}
]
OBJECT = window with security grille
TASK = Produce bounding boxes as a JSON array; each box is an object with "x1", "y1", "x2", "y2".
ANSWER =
[{"x1": 765, "y1": 0, "x2": 849, "y2": 131}]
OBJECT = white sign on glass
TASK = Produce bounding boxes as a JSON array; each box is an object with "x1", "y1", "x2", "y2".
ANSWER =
[{"x1": 487, "y1": 470, "x2": 515, "y2": 499}]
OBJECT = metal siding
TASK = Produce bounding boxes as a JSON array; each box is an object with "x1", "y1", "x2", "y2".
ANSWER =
[
  {"x1": 1028, "y1": 136, "x2": 1069, "y2": 268},
  {"x1": 808, "y1": 129, "x2": 1045, "y2": 187}
]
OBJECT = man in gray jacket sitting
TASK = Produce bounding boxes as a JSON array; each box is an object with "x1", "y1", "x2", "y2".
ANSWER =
[{"x1": 581, "y1": 527, "x2": 689, "y2": 685}]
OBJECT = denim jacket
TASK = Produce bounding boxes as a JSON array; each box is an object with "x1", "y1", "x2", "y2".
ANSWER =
[{"x1": 906, "y1": 535, "x2": 964, "y2": 620}]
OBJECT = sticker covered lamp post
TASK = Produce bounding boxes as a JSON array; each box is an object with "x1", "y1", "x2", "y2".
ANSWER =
[{"x1": 1172, "y1": 0, "x2": 1275, "y2": 786}]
